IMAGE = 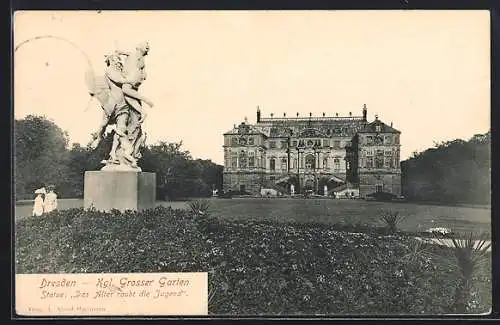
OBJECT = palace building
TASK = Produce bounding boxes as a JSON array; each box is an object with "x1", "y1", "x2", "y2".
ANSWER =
[{"x1": 222, "y1": 105, "x2": 401, "y2": 198}]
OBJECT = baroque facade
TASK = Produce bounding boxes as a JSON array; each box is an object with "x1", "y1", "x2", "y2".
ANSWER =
[{"x1": 222, "y1": 105, "x2": 401, "y2": 198}]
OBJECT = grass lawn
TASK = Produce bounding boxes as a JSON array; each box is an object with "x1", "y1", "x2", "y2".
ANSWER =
[
  {"x1": 15, "y1": 204, "x2": 492, "y2": 315},
  {"x1": 15, "y1": 198, "x2": 491, "y2": 234}
]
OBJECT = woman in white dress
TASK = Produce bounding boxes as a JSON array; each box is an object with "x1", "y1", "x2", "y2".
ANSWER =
[
  {"x1": 32, "y1": 188, "x2": 46, "y2": 217},
  {"x1": 44, "y1": 185, "x2": 58, "y2": 213}
]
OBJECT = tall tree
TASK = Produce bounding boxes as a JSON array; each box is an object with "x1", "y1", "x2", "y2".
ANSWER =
[
  {"x1": 14, "y1": 115, "x2": 70, "y2": 198},
  {"x1": 401, "y1": 132, "x2": 490, "y2": 205}
]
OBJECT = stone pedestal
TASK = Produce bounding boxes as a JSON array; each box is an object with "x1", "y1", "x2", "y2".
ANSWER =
[{"x1": 84, "y1": 171, "x2": 156, "y2": 212}]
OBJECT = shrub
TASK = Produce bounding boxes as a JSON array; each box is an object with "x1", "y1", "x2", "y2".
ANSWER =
[
  {"x1": 380, "y1": 211, "x2": 405, "y2": 234},
  {"x1": 429, "y1": 231, "x2": 491, "y2": 313},
  {"x1": 187, "y1": 199, "x2": 212, "y2": 217}
]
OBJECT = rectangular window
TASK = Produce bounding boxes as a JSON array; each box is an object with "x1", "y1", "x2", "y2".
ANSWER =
[
  {"x1": 281, "y1": 141, "x2": 288, "y2": 149},
  {"x1": 366, "y1": 136, "x2": 373, "y2": 145},
  {"x1": 323, "y1": 139, "x2": 329, "y2": 147},
  {"x1": 333, "y1": 158, "x2": 341, "y2": 171},
  {"x1": 384, "y1": 135, "x2": 392, "y2": 145},
  {"x1": 359, "y1": 158, "x2": 364, "y2": 168},
  {"x1": 248, "y1": 137, "x2": 254, "y2": 145},
  {"x1": 333, "y1": 140, "x2": 340, "y2": 148},
  {"x1": 292, "y1": 140, "x2": 297, "y2": 147},
  {"x1": 231, "y1": 137, "x2": 238, "y2": 146},
  {"x1": 375, "y1": 150, "x2": 384, "y2": 168},
  {"x1": 385, "y1": 150, "x2": 392, "y2": 156},
  {"x1": 269, "y1": 141, "x2": 276, "y2": 148},
  {"x1": 366, "y1": 157, "x2": 374, "y2": 168},
  {"x1": 366, "y1": 149, "x2": 374, "y2": 156},
  {"x1": 395, "y1": 135, "x2": 400, "y2": 144},
  {"x1": 384, "y1": 157, "x2": 390, "y2": 168},
  {"x1": 248, "y1": 156, "x2": 255, "y2": 167}
]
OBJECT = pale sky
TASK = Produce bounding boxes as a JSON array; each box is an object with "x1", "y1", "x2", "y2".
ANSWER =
[{"x1": 14, "y1": 10, "x2": 490, "y2": 165}]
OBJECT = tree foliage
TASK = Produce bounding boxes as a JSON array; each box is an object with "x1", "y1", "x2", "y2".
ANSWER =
[
  {"x1": 401, "y1": 132, "x2": 491, "y2": 205},
  {"x1": 14, "y1": 116, "x2": 223, "y2": 200},
  {"x1": 14, "y1": 115, "x2": 70, "y2": 199}
]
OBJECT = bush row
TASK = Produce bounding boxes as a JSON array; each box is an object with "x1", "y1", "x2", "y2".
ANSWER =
[{"x1": 15, "y1": 207, "x2": 491, "y2": 315}]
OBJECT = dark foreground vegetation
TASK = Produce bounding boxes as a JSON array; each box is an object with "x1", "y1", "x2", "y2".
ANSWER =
[{"x1": 15, "y1": 204, "x2": 491, "y2": 315}]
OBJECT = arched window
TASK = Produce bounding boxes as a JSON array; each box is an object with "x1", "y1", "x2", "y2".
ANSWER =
[
  {"x1": 323, "y1": 158, "x2": 328, "y2": 169},
  {"x1": 270, "y1": 158, "x2": 276, "y2": 171},
  {"x1": 305, "y1": 154, "x2": 315, "y2": 170}
]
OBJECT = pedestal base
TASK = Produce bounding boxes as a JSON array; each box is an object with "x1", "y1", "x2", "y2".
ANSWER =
[{"x1": 84, "y1": 171, "x2": 156, "y2": 212}]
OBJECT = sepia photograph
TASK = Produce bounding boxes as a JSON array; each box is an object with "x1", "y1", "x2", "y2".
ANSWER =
[{"x1": 13, "y1": 10, "x2": 491, "y2": 316}]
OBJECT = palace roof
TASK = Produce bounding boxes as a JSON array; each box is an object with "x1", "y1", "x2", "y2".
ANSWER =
[{"x1": 357, "y1": 117, "x2": 401, "y2": 134}]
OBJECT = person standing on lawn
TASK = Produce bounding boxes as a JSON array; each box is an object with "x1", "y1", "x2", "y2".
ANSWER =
[
  {"x1": 44, "y1": 185, "x2": 58, "y2": 213},
  {"x1": 32, "y1": 187, "x2": 46, "y2": 217}
]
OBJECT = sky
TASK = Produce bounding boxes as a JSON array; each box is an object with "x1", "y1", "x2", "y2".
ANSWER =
[{"x1": 13, "y1": 10, "x2": 490, "y2": 165}]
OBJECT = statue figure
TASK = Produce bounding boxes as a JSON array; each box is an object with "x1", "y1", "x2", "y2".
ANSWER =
[{"x1": 85, "y1": 41, "x2": 154, "y2": 171}]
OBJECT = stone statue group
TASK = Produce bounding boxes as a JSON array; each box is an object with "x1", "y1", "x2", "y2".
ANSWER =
[{"x1": 85, "y1": 41, "x2": 154, "y2": 171}]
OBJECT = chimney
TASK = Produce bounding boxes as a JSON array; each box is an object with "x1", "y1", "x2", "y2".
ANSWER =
[
  {"x1": 390, "y1": 121, "x2": 393, "y2": 127},
  {"x1": 349, "y1": 112, "x2": 352, "y2": 117},
  {"x1": 283, "y1": 112, "x2": 286, "y2": 117},
  {"x1": 362, "y1": 104, "x2": 367, "y2": 121},
  {"x1": 256, "y1": 106, "x2": 261, "y2": 123},
  {"x1": 296, "y1": 112, "x2": 299, "y2": 117},
  {"x1": 309, "y1": 112, "x2": 312, "y2": 117}
]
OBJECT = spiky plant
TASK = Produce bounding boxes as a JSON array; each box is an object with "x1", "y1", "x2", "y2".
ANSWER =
[
  {"x1": 380, "y1": 211, "x2": 405, "y2": 234},
  {"x1": 187, "y1": 199, "x2": 212, "y2": 217},
  {"x1": 431, "y1": 231, "x2": 491, "y2": 313}
]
